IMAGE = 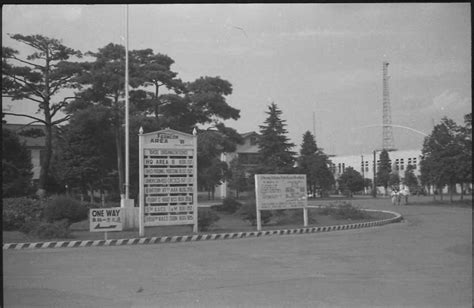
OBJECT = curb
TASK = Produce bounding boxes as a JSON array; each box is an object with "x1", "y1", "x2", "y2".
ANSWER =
[{"x1": 3, "y1": 210, "x2": 402, "y2": 250}]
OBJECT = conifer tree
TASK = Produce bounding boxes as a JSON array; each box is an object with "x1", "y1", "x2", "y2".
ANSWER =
[
  {"x1": 376, "y1": 149, "x2": 391, "y2": 192},
  {"x1": 257, "y1": 103, "x2": 296, "y2": 174},
  {"x1": 298, "y1": 131, "x2": 334, "y2": 197}
]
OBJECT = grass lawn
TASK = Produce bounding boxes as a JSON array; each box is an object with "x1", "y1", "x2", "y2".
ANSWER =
[{"x1": 3, "y1": 203, "x2": 396, "y2": 244}]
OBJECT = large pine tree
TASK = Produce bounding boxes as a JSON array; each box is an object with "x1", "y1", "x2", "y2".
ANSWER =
[
  {"x1": 257, "y1": 103, "x2": 296, "y2": 174},
  {"x1": 2, "y1": 127, "x2": 33, "y2": 197},
  {"x1": 376, "y1": 149, "x2": 391, "y2": 192},
  {"x1": 298, "y1": 131, "x2": 334, "y2": 197},
  {"x1": 2, "y1": 34, "x2": 83, "y2": 197}
]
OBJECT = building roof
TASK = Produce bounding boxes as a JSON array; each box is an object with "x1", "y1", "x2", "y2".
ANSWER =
[{"x1": 240, "y1": 131, "x2": 259, "y2": 138}]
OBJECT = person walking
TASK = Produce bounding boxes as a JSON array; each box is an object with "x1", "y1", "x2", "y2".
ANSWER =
[
  {"x1": 391, "y1": 188, "x2": 399, "y2": 206},
  {"x1": 400, "y1": 187, "x2": 409, "y2": 205}
]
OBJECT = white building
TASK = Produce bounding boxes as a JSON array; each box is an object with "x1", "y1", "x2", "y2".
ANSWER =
[
  {"x1": 329, "y1": 149, "x2": 423, "y2": 182},
  {"x1": 216, "y1": 131, "x2": 260, "y2": 199}
]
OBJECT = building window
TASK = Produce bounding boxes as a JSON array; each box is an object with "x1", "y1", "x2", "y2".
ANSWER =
[
  {"x1": 250, "y1": 136, "x2": 257, "y2": 145},
  {"x1": 239, "y1": 153, "x2": 260, "y2": 165},
  {"x1": 39, "y1": 149, "x2": 46, "y2": 165}
]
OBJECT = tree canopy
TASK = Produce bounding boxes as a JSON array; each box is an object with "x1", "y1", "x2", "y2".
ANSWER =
[
  {"x1": 337, "y1": 167, "x2": 364, "y2": 197},
  {"x1": 2, "y1": 127, "x2": 33, "y2": 197},
  {"x1": 256, "y1": 103, "x2": 296, "y2": 174},
  {"x1": 297, "y1": 131, "x2": 334, "y2": 197},
  {"x1": 376, "y1": 149, "x2": 391, "y2": 190},
  {"x1": 420, "y1": 115, "x2": 472, "y2": 201},
  {"x1": 2, "y1": 34, "x2": 83, "y2": 196}
]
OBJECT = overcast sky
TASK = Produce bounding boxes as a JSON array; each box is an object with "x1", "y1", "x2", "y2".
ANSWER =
[{"x1": 2, "y1": 4, "x2": 471, "y2": 155}]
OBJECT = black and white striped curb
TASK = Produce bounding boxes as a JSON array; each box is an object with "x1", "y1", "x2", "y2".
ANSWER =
[{"x1": 3, "y1": 210, "x2": 402, "y2": 250}]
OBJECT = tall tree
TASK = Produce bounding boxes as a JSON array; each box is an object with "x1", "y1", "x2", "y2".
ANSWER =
[
  {"x1": 257, "y1": 103, "x2": 296, "y2": 174},
  {"x1": 53, "y1": 105, "x2": 117, "y2": 201},
  {"x1": 2, "y1": 34, "x2": 83, "y2": 196},
  {"x1": 130, "y1": 49, "x2": 185, "y2": 126},
  {"x1": 297, "y1": 131, "x2": 334, "y2": 197},
  {"x1": 456, "y1": 113, "x2": 472, "y2": 199},
  {"x1": 2, "y1": 127, "x2": 33, "y2": 197},
  {"x1": 72, "y1": 43, "x2": 138, "y2": 195},
  {"x1": 421, "y1": 117, "x2": 466, "y2": 202},
  {"x1": 388, "y1": 171, "x2": 400, "y2": 188},
  {"x1": 227, "y1": 157, "x2": 249, "y2": 199},
  {"x1": 337, "y1": 167, "x2": 364, "y2": 197},
  {"x1": 403, "y1": 164, "x2": 419, "y2": 193},
  {"x1": 376, "y1": 149, "x2": 391, "y2": 194},
  {"x1": 197, "y1": 124, "x2": 243, "y2": 199},
  {"x1": 186, "y1": 76, "x2": 240, "y2": 126}
]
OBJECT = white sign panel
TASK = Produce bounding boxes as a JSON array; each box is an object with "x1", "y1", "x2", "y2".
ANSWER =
[
  {"x1": 89, "y1": 207, "x2": 123, "y2": 232},
  {"x1": 255, "y1": 174, "x2": 307, "y2": 210},
  {"x1": 143, "y1": 131, "x2": 194, "y2": 148},
  {"x1": 139, "y1": 128, "x2": 197, "y2": 233}
]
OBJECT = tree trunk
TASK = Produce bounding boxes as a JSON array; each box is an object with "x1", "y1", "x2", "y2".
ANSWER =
[
  {"x1": 37, "y1": 119, "x2": 53, "y2": 198},
  {"x1": 449, "y1": 184, "x2": 454, "y2": 203},
  {"x1": 460, "y1": 183, "x2": 464, "y2": 201}
]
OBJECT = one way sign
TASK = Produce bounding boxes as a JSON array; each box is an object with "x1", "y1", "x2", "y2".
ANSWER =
[{"x1": 89, "y1": 208, "x2": 123, "y2": 232}]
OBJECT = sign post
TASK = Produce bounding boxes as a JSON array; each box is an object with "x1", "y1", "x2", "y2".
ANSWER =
[
  {"x1": 255, "y1": 174, "x2": 308, "y2": 231},
  {"x1": 89, "y1": 207, "x2": 123, "y2": 239},
  {"x1": 138, "y1": 128, "x2": 198, "y2": 237}
]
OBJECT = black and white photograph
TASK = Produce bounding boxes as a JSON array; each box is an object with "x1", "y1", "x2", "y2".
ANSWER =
[{"x1": 2, "y1": 4, "x2": 471, "y2": 307}]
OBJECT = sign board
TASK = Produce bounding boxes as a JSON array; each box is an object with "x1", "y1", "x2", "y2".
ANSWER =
[
  {"x1": 139, "y1": 128, "x2": 198, "y2": 235},
  {"x1": 255, "y1": 174, "x2": 308, "y2": 231},
  {"x1": 89, "y1": 207, "x2": 123, "y2": 232}
]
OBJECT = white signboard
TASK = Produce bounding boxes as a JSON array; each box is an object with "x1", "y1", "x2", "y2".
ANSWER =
[
  {"x1": 255, "y1": 174, "x2": 308, "y2": 231},
  {"x1": 89, "y1": 207, "x2": 123, "y2": 232},
  {"x1": 139, "y1": 128, "x2": 198, "y2": 236}
]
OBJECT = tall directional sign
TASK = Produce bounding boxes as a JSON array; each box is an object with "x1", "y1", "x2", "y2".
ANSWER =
[
  {"x1": 89, "y1": 208, "x2": 123, "y2": 232},
  {"x1": 138, "y1": 128, "x2": 198, "y2": 236}
]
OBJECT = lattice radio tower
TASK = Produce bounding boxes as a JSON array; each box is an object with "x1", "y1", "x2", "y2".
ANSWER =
[{"x1": 382, "y1": 61, "x2": 396, "y2": 150}]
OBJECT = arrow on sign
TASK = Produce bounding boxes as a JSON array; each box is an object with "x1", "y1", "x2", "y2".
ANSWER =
[{"x1": 94, "y1": 224, "x2": 117, "y2": 230}]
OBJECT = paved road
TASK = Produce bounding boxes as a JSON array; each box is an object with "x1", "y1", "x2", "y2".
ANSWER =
[{"x1": 3, "y1": 199, "x2": 472, "y2": 307}]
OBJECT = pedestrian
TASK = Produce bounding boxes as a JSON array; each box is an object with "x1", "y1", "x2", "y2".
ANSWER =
[
  {"x1": 400, "y1": 187, "x2": 409, "y2": 205},
  {"x1": 391, "y1": 188, "x2": 399, "y2": 206}
]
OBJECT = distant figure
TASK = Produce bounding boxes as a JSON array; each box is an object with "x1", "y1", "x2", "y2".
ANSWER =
[
  {"x1": 400, "y1": 187, "x2": 410, "y2": 205},
  {"x1": 391, "y1": 188, "x2": 399, "y2": 206}
]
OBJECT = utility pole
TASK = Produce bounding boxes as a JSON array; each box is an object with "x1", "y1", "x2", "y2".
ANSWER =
[
  {"x1": 124, "y1": 4, "x2": 130, "y2": 200},
  {"x1": 372, "y1": 150, "x2": 377, "y2": 198}
]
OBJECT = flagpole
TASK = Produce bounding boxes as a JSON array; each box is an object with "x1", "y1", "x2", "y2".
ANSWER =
[{"x1": 125, "y1": 4, "x2": 130, "y2": 200}]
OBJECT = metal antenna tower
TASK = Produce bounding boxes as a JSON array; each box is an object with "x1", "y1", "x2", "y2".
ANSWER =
[{"x1": 382, "y1": 61, "x2": 395, "y2": 150}]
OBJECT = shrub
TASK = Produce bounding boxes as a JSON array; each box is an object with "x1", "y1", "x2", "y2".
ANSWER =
[
  {"x1": 2, "y1": 197, "x2": 44, "y2": 231},
  {"x1": 35, "y1": 219, "x2": 71, "y2": 239},
  {"x1": 275, "y1": 209, "x2": 317, "y2": 226},
  {"x1": 221, "y1": 197, "x2": 242, "y2": 213},
  {"x1": 19, "y1": 218, "x2": 42, "y2": 234},
  {"x1": 319, "y1": 202, "x2": 371, "y2": 220},
  {"x1": 198, "y1": 208, "x2": 220, "y2": 232},
  {"x1": 43, "y1": 195, "x2": 88, "y2": 224},
  {"x1": 238, "y1": 200, "x2": 272, "y2": 226}
]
